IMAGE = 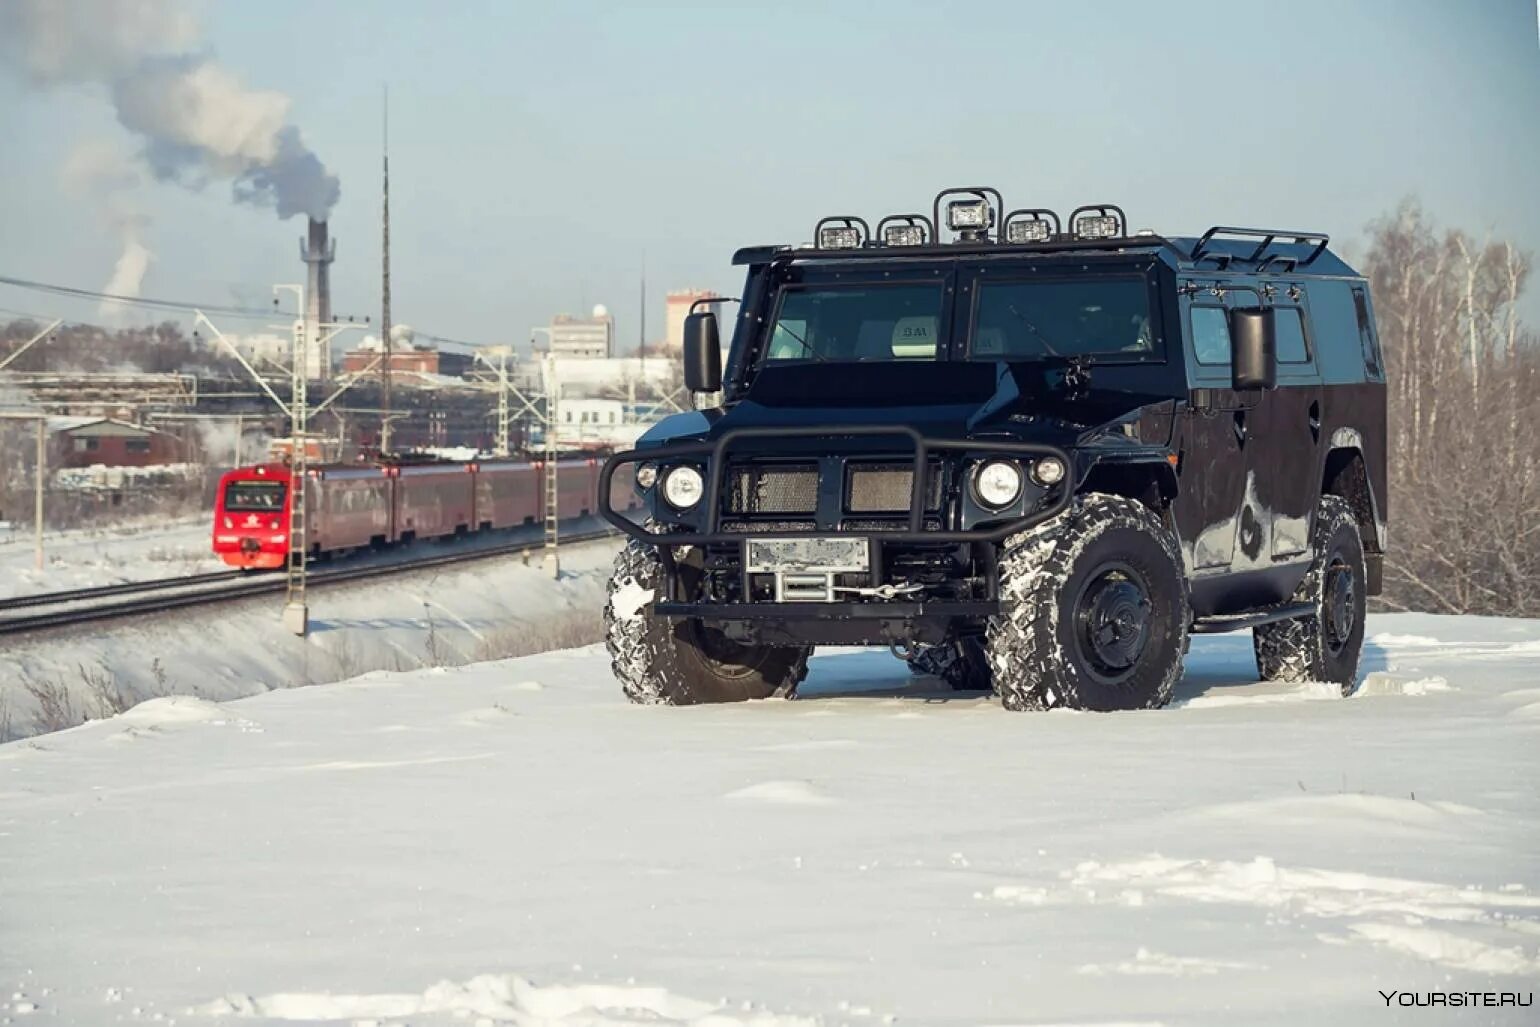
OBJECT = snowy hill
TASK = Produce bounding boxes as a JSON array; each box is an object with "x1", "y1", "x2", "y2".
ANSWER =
[{"x1": 1, "y1": 613, "x2": 1537, "y2": 1025}]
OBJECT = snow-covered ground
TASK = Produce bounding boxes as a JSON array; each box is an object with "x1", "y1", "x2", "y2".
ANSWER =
[
  {"x1": 0, "y1": 515, "x2": 223, "y2": 599},
  {"x1": 2, "y1": 613, "x2": 1536, "y2": 1025},
  {"x1": 0, "y1": 534, "x2": 619, "y2": 739}
]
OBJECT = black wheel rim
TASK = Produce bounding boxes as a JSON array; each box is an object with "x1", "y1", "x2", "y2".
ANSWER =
[
  {"x1": 1324, "y1": 554, "x2": 1357, "y2": 655},
  {"x1": 687, "y1": 619, "x2": 767, "y2": 679},
  {"x1": 1073, "y1": 562, "x2": 1153, "y2": 682}
]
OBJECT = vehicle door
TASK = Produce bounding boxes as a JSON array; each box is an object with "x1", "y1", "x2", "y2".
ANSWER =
[
  {"x1": 1249, "y1": 284, "x2": 1323, "y2": 563},
  {"x1": 1171, "y1": 285, "x2": 1249, "y2": 577}
]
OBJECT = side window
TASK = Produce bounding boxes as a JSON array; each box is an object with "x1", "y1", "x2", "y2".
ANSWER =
[
  {"x1": 1352, "y1": 286, "x2": 1383, "y2": 378},
  {"x1": 1190, "y1": 305, "x2": 1231, "y2": 365},
  {"x1": 1275, "y1": 307, "x2": 1310, "y2": 363}
]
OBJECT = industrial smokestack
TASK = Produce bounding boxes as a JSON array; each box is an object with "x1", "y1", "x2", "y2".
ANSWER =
[{"x1": 300, "y1": 218, "x2": 335, "y2": 380}]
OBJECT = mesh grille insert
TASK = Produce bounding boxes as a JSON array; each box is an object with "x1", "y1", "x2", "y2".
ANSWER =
[
  {"x1": 846, "y1": 462, "x2": 943, "y2": 513},
  {"x1": 727, "y1": 464, "x2": 819, "y2": 515}
]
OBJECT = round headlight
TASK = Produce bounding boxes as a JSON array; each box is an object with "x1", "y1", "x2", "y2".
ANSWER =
[
  {"x1": 635, "y1": 464, "x2": 658, "y2": 489},
  {"x1": 1031, "y1": 456, "x2": 1066, "y2": 486},
  {"x1": 974, "y1": 460, "x2": 1023, "y2": 509},
  {"x1": 662, "y1": 466, "x2": 704, "y2": 508}
]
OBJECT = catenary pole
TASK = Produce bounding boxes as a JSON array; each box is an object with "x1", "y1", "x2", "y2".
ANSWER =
[{"x1": 34, "y1": 417, "x2": 44, "y2": 571}]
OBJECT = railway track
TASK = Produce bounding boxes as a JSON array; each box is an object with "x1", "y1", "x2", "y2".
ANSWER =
[{"x1": 0, "y1": 527, "x2": 621, "y2": 637}]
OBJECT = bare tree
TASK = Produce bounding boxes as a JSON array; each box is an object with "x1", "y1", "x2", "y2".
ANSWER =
[{"x1": 1364, "y1": 200, "x2": 1539, "y2": 616}]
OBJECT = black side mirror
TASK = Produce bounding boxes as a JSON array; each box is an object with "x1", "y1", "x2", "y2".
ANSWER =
[
  {"x1": 1229, "y1": 307, "x2": 1276, "y2": 391},
  {"x1": 683, "y1": 311, "x2": 722, "y2": 394}
]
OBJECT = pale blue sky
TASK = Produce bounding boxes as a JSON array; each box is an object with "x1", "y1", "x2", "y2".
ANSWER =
[{"x1": 2, "y1": 0, "x2": 1537, "y2": 348}]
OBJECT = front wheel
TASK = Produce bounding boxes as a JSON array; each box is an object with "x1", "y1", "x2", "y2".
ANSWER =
[
  {"x1": 986, "y1": 493, "x2": 1189, "y2": 712},
  {"x1": 604, "y1": 536, "x2": 809, "y2": 705}
]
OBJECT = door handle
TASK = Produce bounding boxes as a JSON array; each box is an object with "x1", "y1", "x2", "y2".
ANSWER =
[
  {"x1": 1308, "y1": 401, "x2": 1321, "y2": 444},
  {"x1": 1232, "y1": 410, "x2": 1247, "y2": 447}
]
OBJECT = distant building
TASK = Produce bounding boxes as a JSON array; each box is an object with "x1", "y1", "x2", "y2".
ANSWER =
[
  {"x1": 521, "y1": 356, "x2": 674, "y2": 394},
  {"x1": 549, "y1": 305, "x2": 614, "y2": 359},
  {"x1": 47, "y1": 417, "x2": 186, "y2": 469},
  {"x1": 338, "y1": 348, "x2": 472, "y2": 377},
  {"x1": 665, "y1": 289, "x2": 725, "y2": 351},
  {"x1": 340, "y1": 326, "x2": 473, "y2": 378}
]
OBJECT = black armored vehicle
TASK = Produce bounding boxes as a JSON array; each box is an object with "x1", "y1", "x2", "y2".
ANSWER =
[{"x1": 600, "y1": 187, "x2": 1387, "y2": 712}]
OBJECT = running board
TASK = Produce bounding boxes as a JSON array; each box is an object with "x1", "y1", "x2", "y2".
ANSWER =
[{"x1": 1190, "y1": 602, "x2": 1315, "y2": 635}]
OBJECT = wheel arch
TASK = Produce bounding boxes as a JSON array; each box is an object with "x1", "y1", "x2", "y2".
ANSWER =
[
  {"x1": 1320, "y1": 440, "x2": 1385, "y2": 594},
  {"x1": 1078, "y1": 456, "x2": 1178, "y2": 519}
]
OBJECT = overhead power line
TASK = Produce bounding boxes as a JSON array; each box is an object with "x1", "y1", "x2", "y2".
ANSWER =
[
  {"x1": 0, "y1": 272, "x2": 291, "y2": 321},
  {"x1": 0, "y1": 271, "x2": 497, "y2": 351}
]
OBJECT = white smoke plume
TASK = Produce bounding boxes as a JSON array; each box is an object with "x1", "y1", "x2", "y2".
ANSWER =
[
  {"x1": 0, "y1": 0, "x2": 339, "y2": 220},
  {"x1": 63, "y1": 138, "x2": 156, "y2": 316},
  {"x1": 100, "y1": 223, "x2": 153, "y2": 317}
]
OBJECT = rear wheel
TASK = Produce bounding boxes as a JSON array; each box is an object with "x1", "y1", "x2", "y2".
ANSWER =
[
  {"x1": 987, "y1": 493, "x2": 1189, "y2": 711},
  {"x1": 1253, "y1": 496, "x2": 1366, "y2": 694},
  {"x1": 605, "y1": 535, "x2": 810, "y2": 705}
]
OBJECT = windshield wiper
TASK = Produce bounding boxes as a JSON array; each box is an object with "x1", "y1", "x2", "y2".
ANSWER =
[{"x1": 769, "y1": 320, "x2": 827, "y2": 362}]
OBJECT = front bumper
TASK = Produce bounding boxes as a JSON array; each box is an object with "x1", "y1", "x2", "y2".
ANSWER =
[
  {"x1": 598, "y1": 424, "x2": 1071, "y2": 637},
  {"x1": 597, "y1": 424, "x2": 1072, "y2": 545}
]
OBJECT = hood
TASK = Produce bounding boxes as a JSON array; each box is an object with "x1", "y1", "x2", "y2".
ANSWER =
[{"x1": 637, "y1": 360, "x2": 1164, "y2": 450}]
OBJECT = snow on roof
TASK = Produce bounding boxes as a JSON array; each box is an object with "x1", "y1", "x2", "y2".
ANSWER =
[{"x1": 46, "y1": 417, "x2": 161, "y2": 436}]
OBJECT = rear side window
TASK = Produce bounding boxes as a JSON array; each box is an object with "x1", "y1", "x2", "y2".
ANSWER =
[
  {"x1": 1352, "y1": 286, "x2": 1383, "y2": 377},
  {"x1": 1190, "y1": 306, "x2": 1231, "y2": 365},
  {"x1": 1275, "y1": 307, "x2": 1310, "y2": 363}
]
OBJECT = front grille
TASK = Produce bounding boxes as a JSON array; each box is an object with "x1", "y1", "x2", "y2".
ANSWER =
[
  {"x1": 727, "y1": 463, "x2": 818, "y2": 515},
  {"x1": 721, "y1": 519, "x2": 818, "y2": 534},
  {"x1": 846, "y1": 462, "x2": 943, "y2": 513}
]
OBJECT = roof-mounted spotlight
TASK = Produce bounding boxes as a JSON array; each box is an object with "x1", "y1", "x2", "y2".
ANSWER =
[
  {"x1": 876, "y1": 213, "x2": 934, "y2": 248},
  {"x1": 932, "y1": 186, "x2": 1004, "y2": 244},
  {"x1": 1003, "y1": 208, "x2": 1062, "y2": 245},
  {"x1": 1069, "y1": 204, "x2": 1128, "y2": 241},
  {"x1": 814, "y1": 215, "x2": 870, "y2": 250}
]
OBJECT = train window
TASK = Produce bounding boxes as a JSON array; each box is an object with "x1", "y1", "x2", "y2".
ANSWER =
[{"x1": 225, "y1": 480, "x2": 286, "y2": 511}]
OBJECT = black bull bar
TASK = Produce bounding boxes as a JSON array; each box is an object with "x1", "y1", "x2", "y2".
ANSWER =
[{"x1": 597, "y1": 424, "x2": 1073, "y2": 546}]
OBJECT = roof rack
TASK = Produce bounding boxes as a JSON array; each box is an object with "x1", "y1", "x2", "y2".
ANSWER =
[{"x1": 1190, "y1": 226, "x2": 1330, "y2": 269}]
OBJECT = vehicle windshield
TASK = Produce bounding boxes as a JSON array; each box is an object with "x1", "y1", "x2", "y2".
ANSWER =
[
  {"x1": 971, "y1": 278, "x2": 1155, "y2": 360},
  {"x1": 224, "y1": 480, "x2": 286, "y2": 512},
  {"x1": 764, "y1": 283, "x2": 944, "y2": 362}
]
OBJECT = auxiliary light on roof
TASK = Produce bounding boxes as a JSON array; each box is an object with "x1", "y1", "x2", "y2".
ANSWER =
[
  {"x1": 883, "y1": 224, "x2": 925, "y2": 247},
  {"x1": 1073, "y1": 214, "x2": 1120, "y2": 240},
  {"x1": 818, "y1": 225, "x2": 861, "y2": 250},
  {"x1": 1006, "y1": 219, "x2": 1054, "y2": 244},
  {"x1": 946, "y1": 198, "x2": 994, "y2": 232}
]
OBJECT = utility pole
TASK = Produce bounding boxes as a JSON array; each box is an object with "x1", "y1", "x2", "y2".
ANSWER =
[
  {"x1": 541, "y1": 353, "x2": 560, "y2": 578},
  {"x1": 495, "y1": 352, "x2": 511, "y2": 456},
  {"x1": 380, "y1": 84, "x2": 393, "y2": 457},
  {"x1": 638, "y1": 254, "x2": 646, "y2": 375},
  {"x1": 283, "y1": 311, "x2": 310, "y2": 636},
  {"x1": 34, "y1": 418, "x2": 44, "y2": 572}
]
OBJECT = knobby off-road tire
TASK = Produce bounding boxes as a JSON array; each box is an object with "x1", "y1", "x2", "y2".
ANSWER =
[
  {"x1": 1253, "y1": 495, "x2": 1366, "y2": 694},
  {"x1": 604, "y1": 535, "x2": 809, "y2": 705},
  {"x1": 986, "y1": 493, "x2": 1189, "y2": 712}
]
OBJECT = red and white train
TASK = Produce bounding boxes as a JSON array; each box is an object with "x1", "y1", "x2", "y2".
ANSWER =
[{"x1": 212, "y1": 458, "x2": 637, "y2": 570}]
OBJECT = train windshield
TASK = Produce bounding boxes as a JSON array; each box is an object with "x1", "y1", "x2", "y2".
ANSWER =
[{"x1": 224, "y1": 480, "x2": 286, "y2": 511}]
